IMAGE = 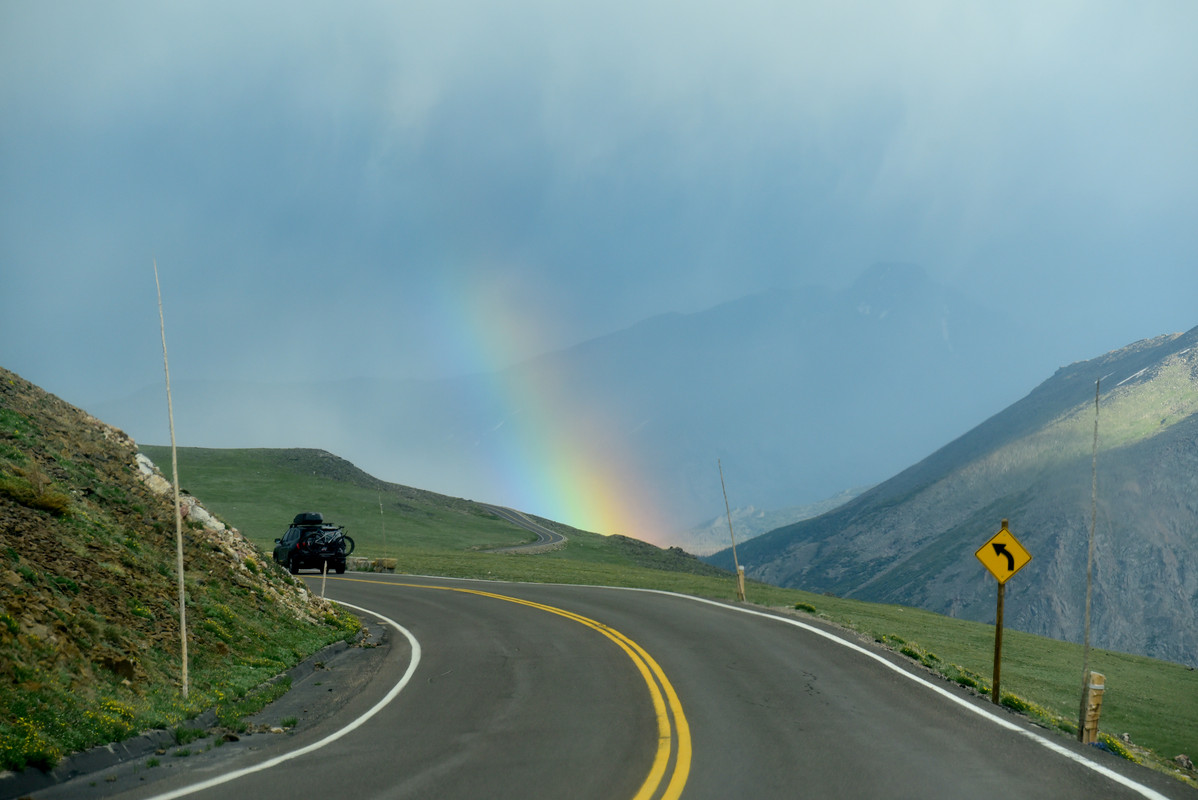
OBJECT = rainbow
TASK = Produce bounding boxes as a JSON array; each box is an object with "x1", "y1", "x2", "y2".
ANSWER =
[{"x1": 443, "y1": 277, "x2": 670, "y2": 544}]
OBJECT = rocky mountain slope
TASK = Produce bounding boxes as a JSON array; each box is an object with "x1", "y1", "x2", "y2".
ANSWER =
[
  {"x1": 711, "y1": 326, "x2": 1198, "y2": 666},
  {"x1": 0, "y1": 366, "x2": 354, "y2": 771}
]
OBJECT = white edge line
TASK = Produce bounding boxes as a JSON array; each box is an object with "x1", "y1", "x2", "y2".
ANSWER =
[
  {"x1": 627, "y1": 587, "x2": 1171, "y2": 800},
  {"x1": 144, "y1": 601, "x2": 421, "y2": 800}
]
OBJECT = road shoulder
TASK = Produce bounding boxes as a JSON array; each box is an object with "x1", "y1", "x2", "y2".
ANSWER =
[{"x1": 0, "y1": 614, "x2": 394, "y2": 800}]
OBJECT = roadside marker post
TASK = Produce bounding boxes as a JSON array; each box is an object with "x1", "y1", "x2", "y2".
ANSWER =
[
  {"x1": 1080, "y1": 671, "x2": 1106, "y2": 744},
  {"x1": 975, "y1": 519, "x2": 1032, "y2": 704}
]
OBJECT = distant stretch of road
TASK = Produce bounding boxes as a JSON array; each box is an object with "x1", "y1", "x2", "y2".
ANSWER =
[
  {"x1": 479, "y1": 504, "x2": 568, "y2": 551},
  {"x1": 94, "y1": 575, "x2": 1188, "y2": 800}
]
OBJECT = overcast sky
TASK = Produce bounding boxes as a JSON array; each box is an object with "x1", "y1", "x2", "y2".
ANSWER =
[{"x1": 3, "y1": 1, "x2": 1197, "y2": 410}]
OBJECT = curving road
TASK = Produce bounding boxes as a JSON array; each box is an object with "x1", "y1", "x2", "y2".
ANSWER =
[
  {"x1": 481, "y1": 504, "x2": 569, "y2": 552},
  {"x1": 40, "y1": 575, "x2": 1190, "y2": 800}
]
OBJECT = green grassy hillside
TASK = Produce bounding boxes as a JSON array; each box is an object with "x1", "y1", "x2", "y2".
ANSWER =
[
  {"x1": 0, "y1": 370, "x2": 360, "y2": 774},
  {"x1": 137, "y1": 446, "x2": 730, "y2": 578},
  {"x1": 138, "y1": 446, "x2": 537, "y2": 555}
]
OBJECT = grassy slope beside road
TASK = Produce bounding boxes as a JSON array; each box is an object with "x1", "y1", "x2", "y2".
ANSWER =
[{"x1": 0, "y1": 370, "x2": 361, "y2": 774}]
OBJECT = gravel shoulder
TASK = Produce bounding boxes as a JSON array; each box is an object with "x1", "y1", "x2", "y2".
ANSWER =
[{"x1": 1, "y1": 613, "x2": 392, "y2": 800}]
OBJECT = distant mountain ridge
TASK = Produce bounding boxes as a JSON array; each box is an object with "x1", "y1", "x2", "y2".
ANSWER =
[
  {"x1": 683, "y1": 486, "x2": 869, "y2": 556},
  {"x1": 90, "y1": 263, "x2": 1038, "y2": 546},
  {"x1": 710, "y1": 326, "x2": 1198, "y2": 665}
]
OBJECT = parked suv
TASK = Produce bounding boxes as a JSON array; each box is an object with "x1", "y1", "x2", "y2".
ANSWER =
[{"x1": 273, "y1": 512, "x2": 355, "y2": 574}]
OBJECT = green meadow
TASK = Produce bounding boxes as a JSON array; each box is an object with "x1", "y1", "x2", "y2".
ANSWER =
[{"x1": 142, "y1": 446, "x2": 1198, "y2": 786}]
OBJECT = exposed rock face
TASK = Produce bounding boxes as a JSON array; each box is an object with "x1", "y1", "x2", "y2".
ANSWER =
[
  {"x1": 715, "y1": 326, "x2": 1198, "y2": 665},
  {"x1": 135, "y1": 452, "x2": 172, "y2": 495}
]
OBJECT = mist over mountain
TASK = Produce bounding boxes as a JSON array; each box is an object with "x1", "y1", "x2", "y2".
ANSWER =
[
  {"x1": 709, "y1": 327, "x2": 1198, "y2": 665},
  {"x1": 91, "y1": 263, "x2": 1040, "y2": 543},
  {"x1": 683, "y1": 486, "x2": 868, "y2": 557}
]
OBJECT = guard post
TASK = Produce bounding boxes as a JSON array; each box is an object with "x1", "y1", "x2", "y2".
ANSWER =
[{"x1": 1080, "y1": 671, "x2": 1106, "y2": 744}]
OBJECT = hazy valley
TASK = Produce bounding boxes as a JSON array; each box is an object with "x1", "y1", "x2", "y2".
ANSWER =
[{"x1": 90, "y1": 263, "x2": 1045, "y2": 545}]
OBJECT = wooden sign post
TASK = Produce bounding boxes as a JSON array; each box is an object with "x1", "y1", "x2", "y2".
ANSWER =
[
  {"x1": 975, "y1": 520, "x2": 1032, "y2": 704},
  {"x1": 992, "y1": 581, "x2": 1005, "y2": 704}
]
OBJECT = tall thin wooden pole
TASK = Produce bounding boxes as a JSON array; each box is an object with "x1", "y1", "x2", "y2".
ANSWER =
[
  {"x1": 719, "y1": 460, "x2": 746, "y2": 601},
  {"x1": 1078, "y1": 378, "x2": 1100, "y2": 739},
  {"x1": 155, "y1": 260, "x2": 188, "y2": 699}
]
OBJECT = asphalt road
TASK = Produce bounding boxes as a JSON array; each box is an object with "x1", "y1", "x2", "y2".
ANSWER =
[
  {"x1": 28, "y1": 575, "x2": 1192, "y2": 800},
  {"x1": 481, "y1": 504, "x2": 568, "y2": 551}
]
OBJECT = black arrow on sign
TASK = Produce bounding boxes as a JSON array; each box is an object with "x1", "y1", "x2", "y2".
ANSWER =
[{"x1": 992, "y1": 543, "x2": 1015, "y2": 571}]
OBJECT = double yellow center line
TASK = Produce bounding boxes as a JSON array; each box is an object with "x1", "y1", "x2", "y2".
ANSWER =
[{"x1": 341, "y1": 578, "x2": 691, "y2": 800}]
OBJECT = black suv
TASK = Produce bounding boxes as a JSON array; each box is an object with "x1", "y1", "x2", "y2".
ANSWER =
[{"x1": 273, "y1": 512, "x2": 355, "y2": 574}]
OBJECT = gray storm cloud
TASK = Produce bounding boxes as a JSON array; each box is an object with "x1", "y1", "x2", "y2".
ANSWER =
[{"x1": 2, "y1": 0, "x2": 1195, "y2": 405}]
